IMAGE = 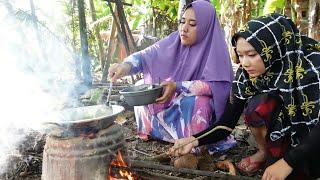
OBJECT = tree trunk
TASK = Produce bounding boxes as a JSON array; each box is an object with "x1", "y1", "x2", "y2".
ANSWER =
[
  {"x1": 29, "y1": 0, "x2": 38, "y2": 29},
  {"x1": 220, "y1": 0, "x2": 242, "y2": 63},
  {"x1": 30, "y1": 0, "x2": 49, "y2": 62},
  {"x1": 115, "y1": 0, "x2": 137, "y2": 83},
  {"x1": 256, "y1": 0, "x2": 260, "y2": 16},
  {"x1": 106, "y1": 0, "x2": 130, "y2": 55},
  {"x1": 101, "y1": 19, "x2": 117, "y2": 83},
  {"x1": 178, "y1": 0, "x2": 186, "y2": 19},
  {"x1": 246, "y1": 0, "x2": 252, "y2": 23},
  {"x1": 291, "y1": 0, "x2": 297, "y2": 23},
  {"x1": 89, "y1": 0, "x2": 106, "y2": 70},
  {"x1": 295, "y1": 0, "x2": 302, "y2": 28},
  {"x1": 115, "y1": 0, "x2": 137, "y2": 52},
  {"x1": 152, "y1": 1, "x2": 157, "y2": 37},
  {"x1": 71, "y1": 0, "x2": 82, "y2": 80},
  {"x1": 283, "y1": 0, "x2": 292, "y2": 17},
  {"x1": 77, "y1": 0, "x2": 92, "y2": 86},
  {"x1": 242, "y1": 0, "x2": 251, "y2": 25},
  {"x1": 308, "y1": 0, "x2": 320, "y2": 40}
]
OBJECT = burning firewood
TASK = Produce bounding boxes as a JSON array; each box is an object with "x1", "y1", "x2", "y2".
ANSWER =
[{"x1": 109, "y1": 150, "x2": 137, "y2": 180}]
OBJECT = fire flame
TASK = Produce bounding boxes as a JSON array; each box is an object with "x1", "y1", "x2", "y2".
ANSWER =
[{"x1": 109, "y1": 150, "x2": 136, "y2": 180}]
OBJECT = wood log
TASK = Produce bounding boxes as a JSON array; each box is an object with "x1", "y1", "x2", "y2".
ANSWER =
[
  {"x1": 130, "y1": 160, "x2": 256, "y2": 180},
  {"x1": 112, "y1": 165, "x2": 189, "y2": 180},
  {"x1": 134, "y1": 168, "x2": 190, "y2": 180}
]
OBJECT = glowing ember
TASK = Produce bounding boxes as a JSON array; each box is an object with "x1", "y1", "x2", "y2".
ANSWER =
[{"x1": 109, "y1": 150, "x2": 136, "y2": 180}]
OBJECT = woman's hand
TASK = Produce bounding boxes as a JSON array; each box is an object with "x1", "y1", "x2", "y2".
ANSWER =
[
  {"x1": 108, "y1": 63, "x2": 131, "y2": 82},
  {"x1": 156, "y1": 81, "x2": 176, "y2": 104},
  {"x1": 169, "y1": 136, "x2": 198, "y2": 157},
  {"x1": 262, "y1": 158, "x2": 293, "y2": 180}
]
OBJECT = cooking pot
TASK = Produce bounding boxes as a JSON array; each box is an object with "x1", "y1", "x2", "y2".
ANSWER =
[{"x1": 43, "y1": 105, "x2": 124, "y2": 137}]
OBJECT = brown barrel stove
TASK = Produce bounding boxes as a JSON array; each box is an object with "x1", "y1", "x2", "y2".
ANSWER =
[{"x1": 42, "y1": 105, "x2": 125, "y2": 180}]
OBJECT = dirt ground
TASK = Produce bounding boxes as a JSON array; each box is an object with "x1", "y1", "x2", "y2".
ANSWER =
[{"x1": 119, "y1": 109, "x2": 263, "y2": 179}]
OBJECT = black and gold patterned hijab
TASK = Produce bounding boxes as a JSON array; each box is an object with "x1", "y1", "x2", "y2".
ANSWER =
[{"x1": 232, "y1": 13, "x2": 320, "y2": 147}]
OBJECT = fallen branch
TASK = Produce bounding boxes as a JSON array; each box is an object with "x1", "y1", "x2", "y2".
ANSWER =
[
  {"x1": 132, "y1": 148, "x2": 152, "y2": 157},
  {"x1": 111, "y1": 164, "x2": 190, "y2": 180},
  {"x1": 130, "y1": 160, "x2": 255, "y2": 180},
  {"x1": 134, "y1": 168, "x2": 191, "y2": 180}
]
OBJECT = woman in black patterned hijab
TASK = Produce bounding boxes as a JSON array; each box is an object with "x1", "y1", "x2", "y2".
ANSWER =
[
  {"x1": 232, "y1": 13, "x2": 320, "y2": 179},
  {"x1": 170, "y1": 13, "x2": 320, "y2": 179}
]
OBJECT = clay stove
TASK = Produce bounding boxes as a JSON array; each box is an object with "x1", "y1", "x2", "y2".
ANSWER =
[{"x1": 42, "y1": 105, "x2": 125, "y2": 180}]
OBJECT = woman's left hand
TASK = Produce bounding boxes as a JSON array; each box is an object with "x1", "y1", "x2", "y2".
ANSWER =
[
  {"x1": 156, "y1": 81, "x2": 176, "y2": 104},
  {"x1": 262, "y1": 158, "x2": 293, "y2": 180}
]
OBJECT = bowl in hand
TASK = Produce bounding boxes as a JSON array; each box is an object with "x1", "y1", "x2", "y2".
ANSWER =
[{"x1": 119, "y1": 84, "x2": 163, "y2": 106}]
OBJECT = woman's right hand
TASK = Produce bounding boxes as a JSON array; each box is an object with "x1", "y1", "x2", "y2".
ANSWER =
[
  {"x1": 169, "y1": 136, "x2": 199, "y2": 157},
  {"x1": 108, "y1": 63, "x2": 131, "y2": 82}
]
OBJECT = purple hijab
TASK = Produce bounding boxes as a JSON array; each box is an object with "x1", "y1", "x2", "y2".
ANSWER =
[{"x1": 135, "y1": 0, "x2": 233, "y2": 120}]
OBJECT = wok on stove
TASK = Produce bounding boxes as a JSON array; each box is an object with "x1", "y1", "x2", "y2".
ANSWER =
[{"x1": 43, "y1": 105, "x2": 124, "y2": 137}]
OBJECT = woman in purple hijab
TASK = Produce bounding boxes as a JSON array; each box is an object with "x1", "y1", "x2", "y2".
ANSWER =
[{"x1": 109, "y1": 0, "x2": 234, "y2": 151}]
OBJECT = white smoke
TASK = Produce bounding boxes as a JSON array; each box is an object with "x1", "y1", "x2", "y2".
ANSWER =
[{"x1": 0, "y1": 0, "x2": 81, "y2": 173}]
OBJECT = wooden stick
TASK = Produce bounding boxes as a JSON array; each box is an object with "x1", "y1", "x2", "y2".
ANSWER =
[
  {"x1": 130, "y1": 160, "x2": 255, "y2": 180},
  {"x1": 148, "y1": 125, "x2": 233, "y2": 160},
  {"x1": 131, "y1": 160, "x2": 212, "y2": 176},
  {"x1": 134, "y1": 168, "x2": 190, "y2": 180},
  {"x1": 132, "y1": 148, "x2": 152, "y2": 157},
  {"x1": 111, "y1": 163, "x2": 189, "y2": 180}
]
